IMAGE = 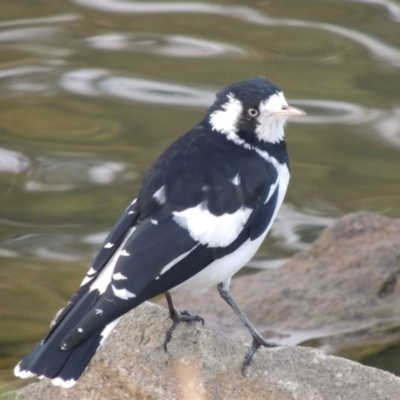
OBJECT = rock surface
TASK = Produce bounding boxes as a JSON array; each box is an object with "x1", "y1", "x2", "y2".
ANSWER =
[
  {"x1": 8, "y1": 302, "x2": 400, "y2": 400},
  {"x1": 8, "y1": 212, "x2": 400, "y2": 399},
  {"x1": 169, "y1": 212, "x2": 400, "y2": 357}
]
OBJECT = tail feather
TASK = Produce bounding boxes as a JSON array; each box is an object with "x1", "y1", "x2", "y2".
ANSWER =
[
  {"x1": 14, "y1": 289, "x2": 121, "y2": 387},
  {"x1": 51, "y1": 318, "x2": 121, "y2": 387}
]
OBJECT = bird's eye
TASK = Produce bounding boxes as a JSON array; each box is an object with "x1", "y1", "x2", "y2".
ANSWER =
[{"x1": 248, "y1": 108, "x2": 259, "y2": 117}]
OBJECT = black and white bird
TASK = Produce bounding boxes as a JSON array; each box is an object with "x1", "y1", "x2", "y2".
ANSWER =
[{"x1": 15, "y1": 77, "x2": 305, "y2": 387}]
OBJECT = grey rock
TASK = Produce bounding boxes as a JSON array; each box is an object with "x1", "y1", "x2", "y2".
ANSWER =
[{"x1": 7, "y1": 301, "x2": 400, "y2": 400}]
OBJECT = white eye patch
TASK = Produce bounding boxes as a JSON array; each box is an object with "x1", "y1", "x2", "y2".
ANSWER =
[
  {"x1": 259, "y1": 91, "x2": 288, "y2": 114},
  {"x1": 255, "y1": 91, "x2": 288, "y2": 143}
]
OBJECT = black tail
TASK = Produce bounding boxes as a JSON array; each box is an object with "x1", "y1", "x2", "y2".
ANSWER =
[{"x1": 14, "y1": 289, "x2": 120, "y2": 387}]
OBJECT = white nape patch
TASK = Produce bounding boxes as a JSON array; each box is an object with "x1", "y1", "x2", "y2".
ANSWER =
[
  {"x1": 89, "y1": 227, "x2": 136, "y2": 295},
  {"x1": 173, "y1": 205, "x2": 251, "y2": 247},
  {"x1": 153, "y1": 185, "x2": 167, "y2": 205},
  {"x1": 113, "y1": 272, "x2": 128, "y2": 280},
  {"x1": 78, "y1": 328, "x2": 83, "y2": 333},
  {"x1": 160, "y1": 247, "x2": 197, "y2": 275},
  {"x1": 111, "y1": 284, "x2": 136, "y2": 300},
  {"x1": 151, "y1": 219, "x2": 158, "y2": 225},
  {"x1": 120, "y1": 249, "x2": 130, "y2": 256},
  {"x1": 104, "y1": 242, "x2": 114, "y2": 249},
  {"x1": 100, "y1": 317, "x2": 121, "y2": 346},
  {"x1": 231, "y1": 173, "x2": 241, "y2": 186},
  {"x1": 209, "y1": 93, "x2": 242, "y2": 134},
  {"x1": 256, "y1": 91, "x2": 288, "y2": 143},
  {"x1": 14, "y1": 363, "x2": 35, "y2": 379},
  {"x1": 51, "y1": 377, "x2": 77, "y2": 388},
  {"x1": 95, "y1": 308, "x2": 103, "y2": 315}
]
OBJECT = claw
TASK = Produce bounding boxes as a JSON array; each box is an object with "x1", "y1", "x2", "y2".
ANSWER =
[
  {"x1": 241, "y1": 337, "x2": 279, "y2": 375},
  {"x1": 181, "y1": 310, "x2": 204, "y2": 326},
  {"x1": 163, "y1": 309, "x2": 204, "y2": 352}
]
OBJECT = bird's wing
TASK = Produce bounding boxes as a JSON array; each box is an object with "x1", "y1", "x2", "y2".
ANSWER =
[
  {"x1": 47, "y1": 200, "x2": 140, "y2": 332},
  {"x1": 61, "y1": 129, "x2": 282, "y2": 348}
]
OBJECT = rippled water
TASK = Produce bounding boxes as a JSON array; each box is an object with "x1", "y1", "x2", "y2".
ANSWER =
[{"x1": 1, "y1": 0, "x2": 400, "y2": 389}]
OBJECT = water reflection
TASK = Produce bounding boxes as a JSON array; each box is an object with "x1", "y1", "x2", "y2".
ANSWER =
[
  {"x1": 343, "y1": 0, "x2": 400, "y2": 23},
  {"x1": 272, "y1": 204, "x2": 336, "y2": 251},
  {"x1": 0, "y1": 14, "x2": 80, "y2": 28},
  {"x1": 373, "y1": 107, "x2": 400, "y2": 147},
  {"x1": 1, "y1": 233, "x2": 86, "y2": 262},
  {"x1": 61, "y1": 70, "x2": 215, "y2": 106},
  {"x1": 24, "y1": 154, "x2": 135, "y2": 192},
  {"x1": 74, "y1": 0, "x2": 238, "y2": 15},
  {"x1": 0, "y1": 66, "x2": 54, "y2": 98},
  {"x1": 0, "y1": 14, "x2": 77, "y2": 62},
  {"x1": 86, "y1": 33, "x2": 245, "y2": 58},
  {"x1": 0, "y1": 147, "x2": 30, "y2": 173},
  {"x1": 58, "y1": 69, "x2": 109, "y2": 96},
  {"x1": 0, "y1": 27, "x2": 58, "y2": 43},
  {"x1": 292, "y1": 99, "x2": 382, "y2": 125},
  {"x1": 75, "y1": 0, "x2": 400, "y2": 67},
  {"x1": 98, "y1": 76, "x2": 216, "y2": 106},
  {"x1": 0, "y1": 227, "x2": 117, "y2": 263}
]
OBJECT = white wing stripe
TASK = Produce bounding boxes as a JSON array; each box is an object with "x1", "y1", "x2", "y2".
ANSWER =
[
  {"x1": 173, "y1": 205, "x2": 252, "y2": 247},
  {"x1": 112, "y1": 272, "x2": 128, "y2": 280},
  {"x1": 160, "y1": 246, "x2": 198, "y2": 275},
  {"x1": 89, "y1": 227, "x2": 136, "y2": 295},
  {"x1": 111, "y1": 284, "x2": 136, "y2": 300}
]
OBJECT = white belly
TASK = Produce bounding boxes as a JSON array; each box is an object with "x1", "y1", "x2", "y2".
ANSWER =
[{"x1": 171, "y1": 232, "x2": 266, "y2": 294}]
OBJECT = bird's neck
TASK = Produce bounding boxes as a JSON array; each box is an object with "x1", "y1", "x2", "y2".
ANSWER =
[
  {"x1": 252, "y1": 136, "x2": 290, "y2": 168},
  {"x1": 203, "y1": 118, "x2": 289, "y2": 165}
]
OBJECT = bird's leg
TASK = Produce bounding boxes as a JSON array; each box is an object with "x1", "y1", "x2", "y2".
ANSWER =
[
  {"x1": 163, "y1": 292, "x2": 204, "y2": 351},
  {"x1": 217, "y1": 282, "x2": 279, "y2": 374}
]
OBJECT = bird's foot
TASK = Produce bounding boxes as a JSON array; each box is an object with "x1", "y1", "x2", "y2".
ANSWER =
[
  {"x1": 164, "y1": 310, "x2": 204, "y2": 351},
  {"x1": 242, "y1": 334, "x2": 279, "y2": 375}
]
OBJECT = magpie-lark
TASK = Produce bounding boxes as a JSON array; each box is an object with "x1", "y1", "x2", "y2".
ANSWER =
[{"x1": 15, "y1": 77, "x2": 305, "y2": 387}]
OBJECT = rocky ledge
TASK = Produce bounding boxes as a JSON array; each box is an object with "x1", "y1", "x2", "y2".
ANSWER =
[{"x1": 7, "y1": 212, "x2": 400, "y2": 399}]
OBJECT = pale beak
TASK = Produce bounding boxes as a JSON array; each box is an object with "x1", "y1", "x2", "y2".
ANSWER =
[{"x1": 273, "y1": 106, "x2": 306, "y2": 117}]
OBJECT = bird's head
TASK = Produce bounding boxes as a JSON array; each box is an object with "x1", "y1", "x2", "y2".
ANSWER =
[{"x1": 208, "y1": 77, "x2": 305, "y2": 144}]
